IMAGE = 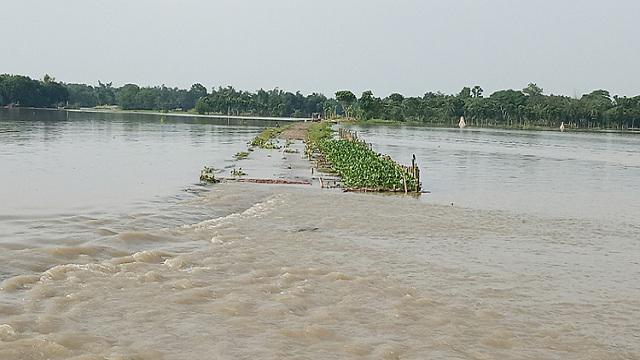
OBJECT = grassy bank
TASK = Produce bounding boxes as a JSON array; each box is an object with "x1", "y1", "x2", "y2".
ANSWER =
[
  {"x1": 250, "y1": 125, "x2": 292, "y2": 149},
  {"x1": 305, "y1": 122, "x2": 334, "y2": 148}
]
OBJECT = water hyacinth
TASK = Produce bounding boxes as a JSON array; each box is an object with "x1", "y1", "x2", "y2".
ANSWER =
[{"x1": 319, "y1": 140, "x2": 419, "y2": 191}]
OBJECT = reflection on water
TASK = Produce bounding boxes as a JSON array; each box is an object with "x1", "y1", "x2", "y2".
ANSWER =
[{"x1": 0, "y1": 109, "x2": 639, "y2": 359}]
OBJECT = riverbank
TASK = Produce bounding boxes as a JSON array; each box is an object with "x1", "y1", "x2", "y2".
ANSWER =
[
  {"x1": 8, "y1": 107, "x2": 639, "y2": 134},
  {"x1": 67, "y1": 108, "x2": 311, "y2": 122},
  {"x1": 344, "y1": 118, "x2": 640, "y2": 134}
]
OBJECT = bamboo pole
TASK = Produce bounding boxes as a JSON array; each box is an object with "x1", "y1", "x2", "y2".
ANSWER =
[{"x1": 403, "y1": 174, "x2": 408, "y2": 194}]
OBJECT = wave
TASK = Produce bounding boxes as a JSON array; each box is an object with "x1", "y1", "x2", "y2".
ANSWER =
[{"x1": 184, "y1": 193, "x2": 288, "y2": 243}]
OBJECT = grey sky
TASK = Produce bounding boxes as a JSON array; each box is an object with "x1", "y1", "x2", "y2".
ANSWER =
[{"x1": 1, "y1": 0, "x2": 638, "y2": 97}]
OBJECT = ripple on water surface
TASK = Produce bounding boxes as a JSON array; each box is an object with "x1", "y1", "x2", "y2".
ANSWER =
[{"x1": 0, "y1": 185, "x2": 638, "y2": 359}]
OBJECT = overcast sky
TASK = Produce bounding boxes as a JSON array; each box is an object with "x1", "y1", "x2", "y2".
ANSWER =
[{"x1": 1, "y1": 0, "x2": 638, "y2": 97}]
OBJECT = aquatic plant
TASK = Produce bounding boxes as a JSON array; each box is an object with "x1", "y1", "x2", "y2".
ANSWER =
[
  {"x1": 305, "y1": 122, "x2": 419, "y2": 192},
  {"x1": 319, "y1": 140, "x2": 418, "y2": 191},
  {"x1": 200, "y1": 166, "x2": 220, "y2": 183},
  {"x1": 234, "y1": 151, "x2": 249, "y2": 160},
  {"x1": 230, "y1": 168, "x2": 247, "y2": 177}
]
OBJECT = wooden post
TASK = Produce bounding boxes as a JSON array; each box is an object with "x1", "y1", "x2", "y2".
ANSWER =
[
  {"x1": 411, "y1": 154, "x2": 416, "y2": 177},
  {"x1": 402, "y1": 174, "x2": 408, "y2": 194}
]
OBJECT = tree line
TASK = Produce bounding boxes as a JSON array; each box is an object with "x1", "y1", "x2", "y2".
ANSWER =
[
  {"x1": 337, "y1": 84, "x2": 640, "y2": 130},
  {"x1": 0, "y1": 74, "x2": 330, "y2": 118},
  {"x1": 62, "y1": 82, "x2": 208, "y2": 111},
  {"x1": 194, "y1": 87, "x2": 329, "y2": 118},
  {"x1": 1, "y1": 73, "x2": 639, "y2": 129},
  {"x1": 0, "y1": 74, "x2": 68, "y2": 108}
]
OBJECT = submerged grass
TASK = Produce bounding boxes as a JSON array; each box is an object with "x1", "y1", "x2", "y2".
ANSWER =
[
  {"x1": 305, "y1": 122, "x2": 334, "y2": 151},
  {"x1": 251, "y1": 125, "x2": 292, "y2": 149},
  {"x1": 234, "y1": 151, "x2": 250, "y2": 160}
]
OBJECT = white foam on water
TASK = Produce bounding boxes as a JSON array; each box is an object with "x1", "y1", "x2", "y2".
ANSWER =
[
  {"x1": 40, "y1": 263, "x2": 119, "y2": 282},
  {"x1": 186, "y1": 193, "x2": 288, "y2": 232},
  {"x1": 0, "y1": 324, "x2": 16, "y2": 341}
]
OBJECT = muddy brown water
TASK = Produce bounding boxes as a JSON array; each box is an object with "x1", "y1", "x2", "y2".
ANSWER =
[{"x1": 1, "y1": 109, "x2": 638, "y2": 359}]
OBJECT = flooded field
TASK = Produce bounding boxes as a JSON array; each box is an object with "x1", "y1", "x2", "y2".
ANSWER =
[{"x1": 1, "y1": 109, "x2": 638, "y2": 359}]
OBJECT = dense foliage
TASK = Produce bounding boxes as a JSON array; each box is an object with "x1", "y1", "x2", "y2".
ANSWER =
[
  {"x1": 0, "y1": 74, "x2": 68, "y2": 107},
  {"x1": 305, "y1": 122, "x2": 418, "y2": 191},
  {"x1": 350, "y1": 85, "x2": 640, "y2": 130},
  {"x1": 195, "y1": 87, "x2": 329, "y2": 118},
  {"x1": 2, "y1": 74, "x2": 639, "y2": 129},
  {"x1": 319, "y1": 139, "x2": 419, "y2": 191},
  {"x1": 66, "y1": 82, "x2": 207, "y2": 111}
]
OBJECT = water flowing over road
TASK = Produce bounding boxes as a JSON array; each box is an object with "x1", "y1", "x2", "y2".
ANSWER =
[{"x1": 1, "y1": 109, "x2": 638, "y2": 359}]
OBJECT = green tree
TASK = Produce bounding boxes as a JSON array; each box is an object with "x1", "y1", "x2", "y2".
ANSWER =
[
  {"x1": 523, "y1": 83, "x2": 543, "y2": 97},
  {"x1": 471, "y1": 85, "x2": 484, "y2": 98},
  {"x1": 335, "y1": 90, "x2": 357, "y2": 118},
  {"x1": 490, "y1": 90, "x2": 526, "y2": 126},
  {"x1": 116, "y1": 84, "x2": 140, "y2": 110},
  {"x1": 96, "y1": 81, "x2": 116, "y2": 105},
  {"x1": 581, "y1": 90, "x2": 613, "y2": 127},
  {"x1": 458, "y1": 87, "x2": 471, "y2": 99},
  {"x1": 41, "y1": 75, "x2": 68, "y2": 107},
  {"x1": 383, "y1": 93, "x2": 406, "y2": 121},
  {"x1": 67, "y1": 84, "x2": 98, "y2": 107},
  {"x1": 182, "y1": 83, "x2": 207, "y2": 110},
  {"x1": 358, "y1": 90, "x2": 381, "y2": 120},
  {"x1": 0, "y1": 74, "x2": 66, "y2": 107}
]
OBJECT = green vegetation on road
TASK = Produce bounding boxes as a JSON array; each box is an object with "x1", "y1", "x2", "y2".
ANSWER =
[
  {"x1": 305, "y1": 122, "x2": 334, "y2": 150},
  {"x1": 319, "y1": 140, "x2": 419, "y2": 192},
  {"x1": 251, "y1": 126, "x2": 289, "y2": 149},
  {"x1": 306, "y1": 122, "x2": 420, "y2": 192}
]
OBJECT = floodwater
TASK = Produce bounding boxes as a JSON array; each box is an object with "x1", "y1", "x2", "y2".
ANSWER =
[
  {"x1": 346, "y1": 124, "x2": 640, "y2": 223},
  {"x1": 0, "y1": 109, "x2": 638, "y2": 359}
]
